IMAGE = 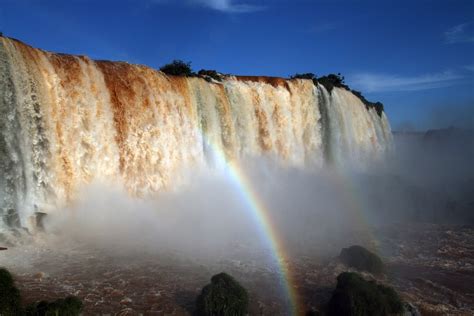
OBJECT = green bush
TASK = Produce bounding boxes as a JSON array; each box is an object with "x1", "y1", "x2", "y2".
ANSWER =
[
  {"x1": 25, "y1": 296, "x2": 83, "y2": 316},
  {"x1": 339, "y1": 245, "x2": 384, "y2": 274},
  {"x1": 0, "y1": 268, "x2": 22, "y2": 315},
  {"x1": 196, "y1": 272, "x2": 249, "y2": 316},
  {"x1": 159, "y1": 60, "x2": 193, "y2": 76},
  {"x1": 290, "y1": 72, "x2": 385, "y2": 115},
  {"x1": 290, "y1": 73, "x2": 317, "y2": 80},
  {"x1": 351, "y1": 90, "x2": 384, "y2": 117},
  {"x1": 290, "y1": 73, "x2": 319, "y2": 87},
  {"x1": 316, "y1": 73, "x2": 349, "y2": 92},
  {"x1": 198, "y1": 69, "x2": 224, "y2": 82},
  {"x1": 0, "y1": 268, "x2": 83, "y2": 315},
  {"x1": 327, "y1": 272, "x2": 403, "y2": 316}
]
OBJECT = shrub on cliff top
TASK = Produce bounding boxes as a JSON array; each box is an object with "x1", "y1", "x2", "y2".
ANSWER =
[
  {"x1": 292, "y1": 72, "x2": 384, "y2": 115},
  {"x1": 290, "y1": 73, "x2": 317, "y2": 80},
  {"x1": 196, "y1": 272, "x2": 249, "y2": 316},
  {"x1": 339, "y1": 245, "x2": 384, "y2": 274},
  {"x1": 327, "y1": 272, "x2": 403, "y2": 316},
  {"x1": 289, "y1": 72, "x2": 350, "y2": 93},
  {"x1": 290, "y1": 73, "x2": 319, "y2": 86},
  {"x1": 351, "y1": 90, "x2": 384, "y2": 116},
  {"x1": 160, "y1": 59, "x2": 193, "y2": 76},
  {"x1": 198, "y1": 69, "x2": 224, "y2": 82},
  {"x1": 317, "y1": 73, "x2": 349, "y2": 92},
  {"x1": 0, "y1": 268, "x2": 22, "y2": 315}
]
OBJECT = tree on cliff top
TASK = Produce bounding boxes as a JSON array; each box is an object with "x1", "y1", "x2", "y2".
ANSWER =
[
  {"x1": 160, "y1": 60, "x2": 193, "y2": 76},
  {"x1": 317, "y1": 73, "x2": 348, "y2": 92},
  {"x1": 290, "y1": 73, "x2": 317, "y2": 80}
]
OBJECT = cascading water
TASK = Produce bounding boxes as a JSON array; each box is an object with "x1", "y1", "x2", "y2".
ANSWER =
[{"x1": 0, "y1": 37, "x2": 392, "y2": 231}]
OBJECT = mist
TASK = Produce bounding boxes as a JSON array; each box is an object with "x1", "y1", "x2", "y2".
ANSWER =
[
  {"x1": 30, "y1": 160, "x2": 372, "y2": 263},
  {"x1": 2, "y1": 128, "x2": 473, "y2": 316},
  {"x1": 13, "y1": 124, "x2": 467, "y2": 265}
]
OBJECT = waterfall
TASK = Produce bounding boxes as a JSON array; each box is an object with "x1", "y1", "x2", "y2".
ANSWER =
[{"x1": 0, "y1": 37, "x2": 392, "y2": 231}]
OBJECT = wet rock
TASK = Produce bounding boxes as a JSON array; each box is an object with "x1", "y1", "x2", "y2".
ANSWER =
[
  {"x1": 34, "y1": 212, "x2": 47, "y2": 231},
  {"x1": 402, "y1": 302, "x2": 421, "y2": 316}
]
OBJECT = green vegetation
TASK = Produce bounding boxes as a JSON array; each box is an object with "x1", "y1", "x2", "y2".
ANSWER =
[
  {"x1": 290, "y1": 73, "x2": 317, "y2": 80},
  {"x1": 196, "y1": 272, "x2": 249, "y2": 316},
  {"x1": 327, "y1": 272, "x2": 403, "y2": 316},
  {"x1": 289, "y1": 72, "x2": 349, "y2": 93},
  {"x1": 159, "y1": 59, "x2": 194, "y2": 76},
  {"x1": 289, "y1": 72, "x2": 384, "y2": 116},
  {"x1": 340, "y1": 245, "x2": 384, "y2": 274},
  {"x1": 317, "y1": 73, "x2": 349, "y2": 92},
  {"x1": 0, "y1": 268, "x2": 22, "y2": 315},
  {"x1": 198, "y1": 69, "x2": 224, "y2": 82},
  {"x1": 0, "y1": 268, "x2": 82, "y2": 316},
  {"x1": 351, "y1": 90, "x2": 384, "y2": 116},
  {"x1": 159, "y1": 62, "x2": 385, "y2": 115},
  {"x1": 25, "y1": 296, "x2": 83, "y2": 316},
  {"x1": 159, "y1": 63, "x2": 385, "y2": 116}
]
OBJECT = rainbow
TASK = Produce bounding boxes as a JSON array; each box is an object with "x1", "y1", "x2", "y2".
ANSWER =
[
  {"x1": 203, "y1": 140, "x2": 379, "y2": 316},
  {"x1": 204, "y1": 138, "x2": 301, "y2": 315},
  {"x1": 0, "y1": 36, "x2": 391, "y2": 313}
]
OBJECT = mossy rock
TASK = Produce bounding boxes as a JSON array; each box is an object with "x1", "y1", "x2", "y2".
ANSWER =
[
  {"x1": 340, "y1": 245, "x2": 384, "y2": 274},
  {"x1": 0, "y1": 268, "x2": 22, "y2": 315},
  {"x1": 196, "y1": 272, "x2": 249, "y2": 316},
  {"x1": 327, "y1": 272, "x2": 403, "y2": 316}
]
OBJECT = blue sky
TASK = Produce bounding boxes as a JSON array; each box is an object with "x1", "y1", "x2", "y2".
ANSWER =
[{"x1": 1, "y1": 0, "x2": 473, "y2": 130}]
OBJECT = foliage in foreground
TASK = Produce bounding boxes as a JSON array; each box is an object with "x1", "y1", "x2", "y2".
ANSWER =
[
  {"x1": 0, "y1": 268, "x2": 22, "y2": 315},
  {"x1": 327, "y1": 272, "x2": 404, "y2": 316},
  {"x1": 196, "y1": 272, "x2": 249, "y2": 316},
  {"x1": 0, "y1": 267, "x2": 82, "y2": 316},
  {"x1": 339, "y1": 245, "x2": 384, "y2": 274},
  {"x1": 25, "y1": 296, "x2": 83, "y2": 316}
]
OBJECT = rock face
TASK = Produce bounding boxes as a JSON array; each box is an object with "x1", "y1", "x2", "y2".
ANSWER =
[
  {"x1": 0, "y1": 36, "x2": 393, "y2": 231},
  {"x1": 327, "y1": 272, "x2": 403, "y2": 316},
  {"x1": 402, "y1": 302, "x2": 421, "y2": 316},
  {"x1": 196, "y1": 272, "x2": 249, "y2": 316},
  {"x1": 340, "y1": 245, "x2": 384, "y2": 274},
  {"x1": 0, "y1": 268, "x2": 22, "y2": 314}
]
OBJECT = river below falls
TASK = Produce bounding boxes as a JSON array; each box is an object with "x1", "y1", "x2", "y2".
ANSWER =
[{"x1": 1, "y1": 223, "x2": 473, "y2": 315}]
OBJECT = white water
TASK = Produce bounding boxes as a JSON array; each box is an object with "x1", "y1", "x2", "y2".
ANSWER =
[{"x1": 0, "y1": 37, "x2": 392, "y2": 231}]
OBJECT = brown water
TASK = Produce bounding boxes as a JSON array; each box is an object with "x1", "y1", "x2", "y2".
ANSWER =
[
  {"x1": 0, "y1": 36, "x2": 392, "y2": 232},
  {"x1": 2, "y1": 224, "x2": 473, "y2": 315}
]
